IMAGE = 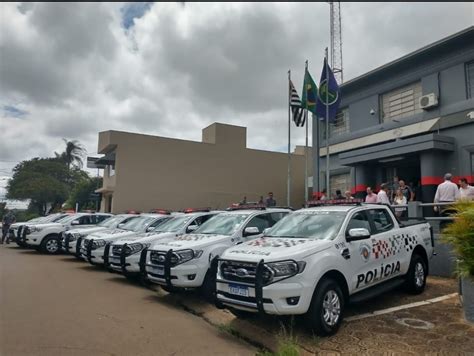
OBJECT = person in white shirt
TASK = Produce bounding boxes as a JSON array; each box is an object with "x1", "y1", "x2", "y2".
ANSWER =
[
  {"x1": 459, "y1": 177, "x2": 474, "y2": 201},
  {"x1": 376, "y1": 183, "x2": 390, "y2": 205},
  {"x1": 434, "y1": 173, "x2": 460, "y2": 230},
  {"x1": 393, "y1": 189, "x2": 407, "y2": 219}
]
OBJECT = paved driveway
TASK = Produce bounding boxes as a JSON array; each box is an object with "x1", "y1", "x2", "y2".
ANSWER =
[{"x1": 0, "y1": 246, "x2": 255, "y2": 356}]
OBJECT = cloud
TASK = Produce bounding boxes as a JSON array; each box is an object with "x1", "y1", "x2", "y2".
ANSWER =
[{"x1": 0, "y1": 1, "x2": 472, "y2": 179}]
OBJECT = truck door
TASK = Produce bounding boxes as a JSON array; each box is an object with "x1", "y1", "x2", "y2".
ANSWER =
[
  {"x1": 344, "y1": 210, "x2": 378, "y2": 293},
  {"x1": 365, "y1": 208, "x2": 402, "y2": 286}
]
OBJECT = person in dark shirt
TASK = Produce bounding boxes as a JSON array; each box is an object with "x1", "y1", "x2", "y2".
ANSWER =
[
  {"x1": 265, "y1": 192, "x2": 276, "y2": 207},
  {"x1": 334, "y1": 190, "x2": 344, "y2": 199},
  {"x1": 1, "y1": 210, "x2": 16, "y2": 244}
]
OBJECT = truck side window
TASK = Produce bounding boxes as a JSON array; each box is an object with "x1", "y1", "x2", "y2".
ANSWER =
[
  {"x1": 368, "y1": 209, "x2": 394, "y2": 233},
  {"x1": 79, "y1": 216, "x2": 91, "y2": 225},
  {"x1": 245, "y1": 214, "x2": 271, "y2": 233},
  {"x1": 96, "y1": 215, "x2": 110, "y2": 223},
  {"x1": 346, "y1": 212, "x2": 371, "y2": 234},
  {"x1": 268, "y1": 212, "x2": 288, "y2": 226},
  {"x1": 194, "y1": 214, "x2": 214, "y2": 226}
]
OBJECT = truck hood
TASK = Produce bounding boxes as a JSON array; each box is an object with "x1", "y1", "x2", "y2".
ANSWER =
[
  {"x1": 88, "y1": 228, "x2": 129, "y2": 239},
  {"x1": 30, "y1": 222, "x2": 63, "y2": 229},
  {"x1": 221, "y1": 237, "x2": 333, "y2": 262},
  {"x1": 149, "y1": 233, "x2": 230, "y2": 251},
  {"x1": 113, "y1": 232, "x2": 178, "y2": 246},
  {"x1": 69, "y1": 226, "x2": 107, "y2": 235}
]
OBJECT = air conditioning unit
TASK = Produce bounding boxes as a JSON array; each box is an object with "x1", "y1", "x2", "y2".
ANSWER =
[{"x1": 419, "y1": 93, "x2": 438, "y2": 110}]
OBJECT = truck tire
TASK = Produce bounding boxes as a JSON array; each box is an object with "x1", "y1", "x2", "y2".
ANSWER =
[
  {"x1": 40, "y1": 235, "x2": 60, "y2": 254},
  {"x1": 404, "y1": 253, "x2": 427, "y2": 294},
  {"x1": 305, "y1": 278, "x2": 345, "y2": 336},
  {"x1": 200, "y1": 268, "x2": 216, "y2": 302}
]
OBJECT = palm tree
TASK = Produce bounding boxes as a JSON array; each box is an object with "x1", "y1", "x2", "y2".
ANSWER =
[{"x1": 55, "y1": 139, "x2": 86, "y2": 171}]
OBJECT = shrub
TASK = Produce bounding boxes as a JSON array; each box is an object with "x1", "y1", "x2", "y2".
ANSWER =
[{"x1": 441, "y1": 201, "x2": 474, "y2": 277}]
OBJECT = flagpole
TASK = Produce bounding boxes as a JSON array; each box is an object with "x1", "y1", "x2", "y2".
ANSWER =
[
  {"x1": 287, "y1": 70, "x2": 291, "y2": 207},
  {"x1": 325, "y1": 48, "x2": 330, "y2": 198},
  {"x1": 304, "y1": 60, "x2": 309, "y2": 205}
]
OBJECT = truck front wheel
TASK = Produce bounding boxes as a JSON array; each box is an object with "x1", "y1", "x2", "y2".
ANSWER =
[
  {"x1": 305, "y1": 278, "x2": 345, "y2": 336},
  {"x1": 40, "y1": 235, "x2": 60, "y2": 254}
]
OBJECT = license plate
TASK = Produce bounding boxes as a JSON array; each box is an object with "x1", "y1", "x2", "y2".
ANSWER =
[
  {"x1": 228, "y1": 284, "x2": 249, "y2": 297},
  {"x1": 151, "y1": 266, "x2": 164, "y2": 275}
]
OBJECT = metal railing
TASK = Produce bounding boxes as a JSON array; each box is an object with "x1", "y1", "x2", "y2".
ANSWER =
[{"x1": 389, "y1": 201, "x2": 456, "y2": 221}]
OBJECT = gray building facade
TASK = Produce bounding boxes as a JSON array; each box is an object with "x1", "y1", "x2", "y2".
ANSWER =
[{"x1": 312, "y1": 26, "x2": 474, "y2": 210}]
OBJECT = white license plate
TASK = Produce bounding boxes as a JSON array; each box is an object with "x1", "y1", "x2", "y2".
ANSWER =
[
  {"x1": 151, "y1": 266, "x2": 164, "y2": 275},
  {"x1": 228, "y1": 284, "x2": 249, "y2": 297}
]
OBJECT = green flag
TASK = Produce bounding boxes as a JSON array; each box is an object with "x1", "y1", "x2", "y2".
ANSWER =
[{"x1": 301, "y1": 68, "x2": 318, "y2": 115}]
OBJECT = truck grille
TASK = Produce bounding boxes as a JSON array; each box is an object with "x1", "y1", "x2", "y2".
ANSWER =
[
  {"x1": 112, "y1": 245, "x2": 122, "y2": 256},
  {"x1": 220, "y1": 260, "x2": 273, "y2": 285}
]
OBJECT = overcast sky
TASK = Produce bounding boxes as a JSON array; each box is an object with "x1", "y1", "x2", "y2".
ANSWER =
[{"x1": 0, "y1": 2, "x2": 473, "y2": 197}]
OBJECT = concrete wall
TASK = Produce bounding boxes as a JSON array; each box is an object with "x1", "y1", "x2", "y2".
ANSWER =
[{"x1": 98, "y1": 123, "x2": 312, "y2": 213}]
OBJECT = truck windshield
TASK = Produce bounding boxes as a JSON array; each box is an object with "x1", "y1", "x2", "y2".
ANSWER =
[
  {"x1": 266, "y1": 211, "x2": 346, "y2": 240},
  {"x1": 153, "y1": 216, "x2": 193, "y2": 233},
  {"x1": 98, "y1": 216, "x2": 121, "y2": 228},
  {"x1": 194, "y1": 214, "x2": 250, "y2": 236},
  {"x1": 120, "y1": 216, "x2": 157, "y2": 232}
]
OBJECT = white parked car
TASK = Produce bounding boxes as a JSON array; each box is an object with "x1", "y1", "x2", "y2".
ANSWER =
[
  {"x1": 11, "y1": 213, "x2": 70, "y2": 247},
  {"x1": 60, "y1": 214, "x2": 140, "y2": 258},
  {"x1": 107, "y1": 209, "x2": 222, "y2": 276},
  {"x1": 144, "y1": 207, "x2": 290, "y2": 299},
  {"x1": 81, "y1": 213, "x2": 174, "y2": 266},
  {"x1": 22, "y1": 213, "x2": 113, "y2": 254},
  {"x1": 216, "y1": 202, "x2": 434, "y2": 335}
]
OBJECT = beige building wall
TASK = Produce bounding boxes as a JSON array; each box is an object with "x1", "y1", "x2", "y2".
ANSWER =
[{"x1": 97, "y1": 123, "x2": 312, "y2": 213}]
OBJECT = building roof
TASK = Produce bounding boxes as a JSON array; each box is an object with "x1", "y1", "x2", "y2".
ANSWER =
[{"x1": 342, "y1": 26, "x2": 474, "y2": 92}]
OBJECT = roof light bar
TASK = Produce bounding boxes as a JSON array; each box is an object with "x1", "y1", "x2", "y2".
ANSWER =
[
  {"x1": 227, "y1": 203, "x2": 267, "y2": 211},
  {"x1": 149, "y1": 208, "x2": 171, "y2": 215},
  {"x1": 307, "y1": 199, "x2": 363, "y2": 207},
  {"x1": 182, "y1": 207, "x2": 211, "y2": 213},
  {"x1": 125, "y1": 210, "x2": 141, "y2": 214}
]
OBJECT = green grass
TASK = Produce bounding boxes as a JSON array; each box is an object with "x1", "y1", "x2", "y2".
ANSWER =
[{"x1": 256, "y1": 339, "x2": 300, "y2": 356}]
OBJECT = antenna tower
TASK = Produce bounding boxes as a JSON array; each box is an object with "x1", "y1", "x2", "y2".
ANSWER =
[{"x1": 329, "y1": 2, "x2": 343, "y2": 83}]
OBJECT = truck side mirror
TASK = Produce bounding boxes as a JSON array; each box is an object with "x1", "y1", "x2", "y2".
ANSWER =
[
  {"x1": 186, "y1": 225, "x2": 198, "y2": 233},
  {"x1": 243, "y1": 227, "x2": 260, "y2": 237},
  {"x1": 346, "y1": 228, "x2": 371, "y2": 241},
  {"x1": 263, "y1": 227, "x2": 271, "y2": 235}
]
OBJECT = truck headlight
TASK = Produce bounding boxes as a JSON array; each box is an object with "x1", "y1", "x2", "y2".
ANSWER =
[
  {"x1": 264, "y1": 260, "x2": 306, "y2": 283},
  {"x1": 171, "y1": 249, "x2": 203, "y2": 265},
  {"x1": 126, "y1": 242, "x2": 151, "y2": 256},
  {"x1": 27, "y1": 226, "x2": 43, "y2": 234},
  {"x1": 69, "y1": 233, "x2": 85, "y2": 242},
  {"x1": 92, "y1": 239, "x2": 107, "y2": 249}
]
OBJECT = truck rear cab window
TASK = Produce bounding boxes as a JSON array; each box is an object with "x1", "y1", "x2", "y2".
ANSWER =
[
  {"x1": 346, "y1": 211, "x2": 371, "y2": 234},
  {"x1": 368, "y1": 209, "x2": 394, "y2": 234}
]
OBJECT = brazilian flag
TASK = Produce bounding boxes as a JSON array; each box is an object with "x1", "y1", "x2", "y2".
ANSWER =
[{"x1": 301, "y1": 69, "x2": 318, "y2": 115}]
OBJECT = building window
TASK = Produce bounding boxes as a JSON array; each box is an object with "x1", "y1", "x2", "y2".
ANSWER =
[
  {"x1": 466, "y1": 61, "x2": 474, "y2": 98},
  {"x1": 108, "y1": 165, "x2": 115, "y2": 177},
  {"x1": 330, "y1": 172, "x2": 351, "y2": 196},
  {"x1": 381, "y1": 81, "x2": 422, "y2": 122},
  {"x1": 331, "y1": 108, "x2": 350, "y2": 137}
]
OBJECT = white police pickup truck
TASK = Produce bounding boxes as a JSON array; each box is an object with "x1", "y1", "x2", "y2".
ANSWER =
[
  {"x1": 81, "y1": 213, "x2": 173, "y2": 266},
  {"x1": 22, "y1": 213, "x2": 112, "y2": 254},
  {"x1": 61, "y1": 214, "x2": 139, "y2": 258},
  {"x1": 11, "y1": 213, "x2": 70, "y2": 247},
  {"x1": 107, "y1": 209, "x2": 222, "y2": 276},
  {"x1": 216, "y1": 201, "x2": 434, "y2": 335},
  {"x1": 144, "y1": 207, "x2": 290, "y2": 299}
]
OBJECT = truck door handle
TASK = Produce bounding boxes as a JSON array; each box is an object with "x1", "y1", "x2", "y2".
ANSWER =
[{"x1": 341, "y1": 248, "x2": 350, "y2": 260}]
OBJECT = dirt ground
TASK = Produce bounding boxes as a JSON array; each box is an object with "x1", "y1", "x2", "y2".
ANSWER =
[{"x1": 0, "y1": 246, "x2": 255, "y2": 356}]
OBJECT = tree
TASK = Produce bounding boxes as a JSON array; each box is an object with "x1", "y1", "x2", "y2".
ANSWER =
[
  {"x1": 65, "y1": 176, "x2": 103, "y2": 211},
  {"x1": 55, "y1": 139, "x2": 86, "y2": 170},
  {"x1": 6, "y1": 158, "x2": 70, "y2": 215}
]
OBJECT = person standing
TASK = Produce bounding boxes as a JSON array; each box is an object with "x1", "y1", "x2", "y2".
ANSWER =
[
  {"x1": 459, "y1": 178, "x2": 474, "y2": 201},
  {"x1": 390, "y1": 176, "x2": 400, "y2": 202},
  {"x1": 399, "y1": 180, "x2": 414, "y2": 202},
  {"x1": 434, "y1": 173, "x2": 460, "y2": 230},
  {"x1": 265, "y1": 192, "x2": 276, "y2": 207},
  {"x1": 334, "y1": 190, "x2": 344, "y2": 199},
  {"x1": 365, "y1": 187, "x2": 378, "y2": 203},
  {"x1": 1, "y1": 209, "x2": 16, "y2": 245},
  {"x1": 239, "y1": 196, "x2": 247, "y2": 205},
  {"x1": 376, "y1": 183, "x2": 391, "y2": 205},
  {"x1": 320, "y1": 189, "x2": 328, "y2": 201},
  {"x1": 258, "y1": 196, "x2": 264, "y2": 204},
  {"x1": 393, "y1": 189, "x2": 407, "y2": 219},
  {"x1": 344, "y1": 190, "x2": 354, "y2": 200}
]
